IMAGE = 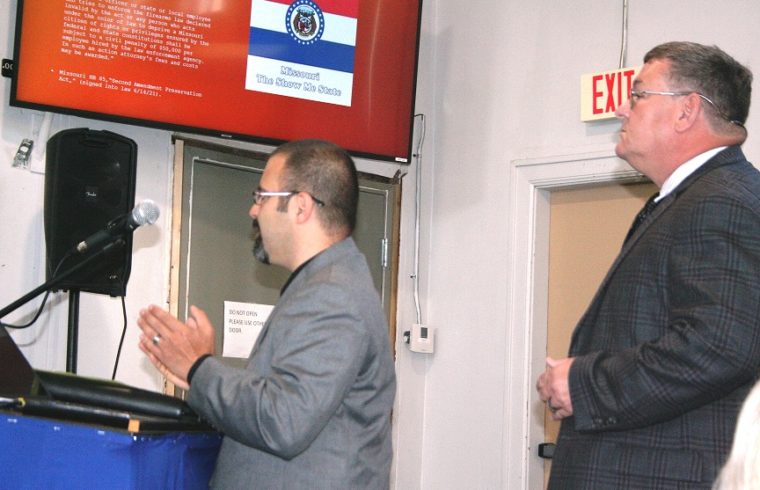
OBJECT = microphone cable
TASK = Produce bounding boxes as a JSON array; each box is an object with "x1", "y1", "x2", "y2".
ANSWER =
[
  {"x1": 0, "y1": 249, "x2": 75, "y2": 330},
  {"x1": 2, "y1": 238, "x2": 129, "y2": 381}
]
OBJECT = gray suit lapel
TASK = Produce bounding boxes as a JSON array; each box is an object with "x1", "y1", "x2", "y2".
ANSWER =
[{"x1": 246, "y1": 238, "x2": 356, "y2": 360}]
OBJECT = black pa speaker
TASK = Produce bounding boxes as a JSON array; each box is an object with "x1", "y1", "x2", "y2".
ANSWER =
[{"x1": 44, "y1": 128, "x2": 137, "y2": 296}]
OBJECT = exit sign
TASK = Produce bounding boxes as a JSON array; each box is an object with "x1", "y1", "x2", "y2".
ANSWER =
[{"x1": 580, "y1": 66, "x2": 640, "y2": 121}]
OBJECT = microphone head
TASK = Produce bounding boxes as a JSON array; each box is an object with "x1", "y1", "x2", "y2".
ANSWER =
[{"x1": 131, "y1": 200, "x2": 160, "y2": 226}]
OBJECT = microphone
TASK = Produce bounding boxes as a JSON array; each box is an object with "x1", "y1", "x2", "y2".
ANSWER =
[{"x1": 76, "y1": 200, "x2": 160, "y2": 253}]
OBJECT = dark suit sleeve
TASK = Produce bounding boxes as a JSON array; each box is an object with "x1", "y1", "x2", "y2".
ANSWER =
[{"x1": 569, "y1": 193, "x2": 760, "y2": 432}]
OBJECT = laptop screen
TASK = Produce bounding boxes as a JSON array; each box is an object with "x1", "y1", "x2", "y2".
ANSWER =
[{"x1": 0, "y1": 325, "x2": 40, "y2": 399}]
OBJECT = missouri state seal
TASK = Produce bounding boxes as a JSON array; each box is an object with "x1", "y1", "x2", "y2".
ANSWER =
[{"x1": 286, "y1": 0, "x2": 325, "y2": 45}]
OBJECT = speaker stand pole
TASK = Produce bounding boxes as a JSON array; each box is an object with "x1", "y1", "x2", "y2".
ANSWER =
[{"x1": 66, "y1": 291, "x2": 80, "y2": 373}]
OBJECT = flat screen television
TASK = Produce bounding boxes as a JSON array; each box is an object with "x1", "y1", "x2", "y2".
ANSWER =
[{"x1": 10, "y1": 0, "x2": 423, "y2": 163}]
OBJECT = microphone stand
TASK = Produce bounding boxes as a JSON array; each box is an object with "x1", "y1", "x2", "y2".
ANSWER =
[{"x1": 0, "y1": 238, "x2": 125, "y2": 373}]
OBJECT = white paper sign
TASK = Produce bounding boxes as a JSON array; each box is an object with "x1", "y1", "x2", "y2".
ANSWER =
[{"x1": 222, "y1": 301, "x2": 274, "y2": 358}]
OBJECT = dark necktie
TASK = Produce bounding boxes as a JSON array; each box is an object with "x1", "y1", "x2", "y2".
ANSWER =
[{"x1": 624, "y1": 193, "x2": 660, "y2": 243}]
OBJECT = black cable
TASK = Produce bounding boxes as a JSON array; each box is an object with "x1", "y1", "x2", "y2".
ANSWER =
[
  {"x1": 0, "y1": 290, "x2": 52, "y2": 329},
  {"x1": 0, "y1": 250, "x2": 75, "y2": 330},
  {"x1": 111, "y1": 295, "x2": 128, "y2": 380},
  {"x1": 3, "y1": 244, "x2": 130, "y2": 382}
]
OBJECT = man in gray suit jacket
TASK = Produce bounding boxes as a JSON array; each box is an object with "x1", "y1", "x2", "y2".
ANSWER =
[
  {"x1": 137, "y1": 140, "x2": 396, "y2": 488},
  {"x1": 537, "y1": 42, "x2": 760, "y2": 488}
]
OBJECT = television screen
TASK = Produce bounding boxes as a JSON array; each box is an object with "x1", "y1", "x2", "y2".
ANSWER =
[{"x1": 10, "y1": 0, "x2": 423, "y2": 163}]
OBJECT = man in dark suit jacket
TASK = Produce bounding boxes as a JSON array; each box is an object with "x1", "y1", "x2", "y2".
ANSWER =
[
  {"x1": 137, "y1": 140, "x2": 396, "y2": 488},
  {"x1": 537, "y1": 42, "x2": 760, "y2": 489}
]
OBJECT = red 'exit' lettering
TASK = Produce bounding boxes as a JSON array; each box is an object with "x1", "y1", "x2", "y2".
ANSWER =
[{"x1": 592, "y1": 69, "x2": 636, "y2": 114}]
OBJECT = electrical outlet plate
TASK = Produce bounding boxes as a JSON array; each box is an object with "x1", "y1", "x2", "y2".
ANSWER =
[
  {"x1": 12, "y1": 139, "x2": 33, "y2": 169},
  {"x1": 1, "y1": 58, "x2": 13, "y2": 78}
]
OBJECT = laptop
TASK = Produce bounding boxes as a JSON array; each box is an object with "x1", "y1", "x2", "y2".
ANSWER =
[{"x1": 0, "y1": 325, "x2": 211, "y2": 431}]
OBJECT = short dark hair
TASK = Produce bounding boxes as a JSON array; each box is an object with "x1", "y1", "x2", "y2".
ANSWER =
[
  {"x1": 271, "y1": 139, "x2": 359, "y2": 237},
  {"x1": 645, "y1": 41, "x2": 752, "y2": 135}
]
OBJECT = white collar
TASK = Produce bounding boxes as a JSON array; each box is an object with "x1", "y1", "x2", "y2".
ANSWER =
[{"x1": 656, "y1": 146, "x2": 727, "y2": 202}]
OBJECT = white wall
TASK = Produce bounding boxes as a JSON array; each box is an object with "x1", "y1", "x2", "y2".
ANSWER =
[
  {"x1": 403, "y1": 1, "x2": 760, "y2": 488},
  {"x1": 2, "y1": 0, "x2": 760, "y2": 488}
]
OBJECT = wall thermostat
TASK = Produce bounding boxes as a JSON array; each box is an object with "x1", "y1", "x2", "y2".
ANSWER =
[{"x1": 406, "y1": 323, "x2": 435, "y2": 354}]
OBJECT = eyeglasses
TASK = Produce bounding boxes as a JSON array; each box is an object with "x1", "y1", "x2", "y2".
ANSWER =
[
  {"x1": 252, "y1": 189, "x2": 325, "y2": 207},
  {"x1": 629, "y1": 89, "x2": 745, "y2": 129}
]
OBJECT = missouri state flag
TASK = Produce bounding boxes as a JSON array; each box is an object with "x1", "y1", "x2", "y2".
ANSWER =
[{"x1": 245, "y1": 0, "x2": 358, "y2": 106}]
